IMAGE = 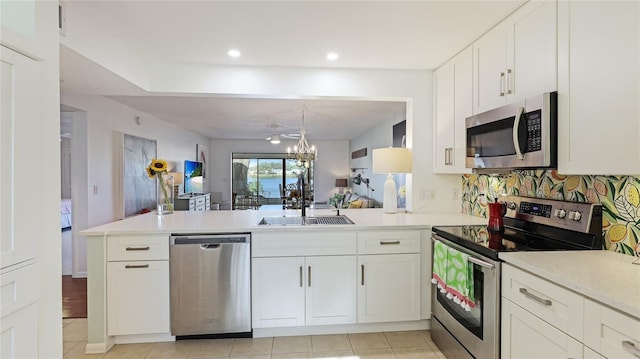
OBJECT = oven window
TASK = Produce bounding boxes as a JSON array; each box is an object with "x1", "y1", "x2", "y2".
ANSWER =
[
  {"x1": 467, "y1": 117, "x2": 516, "y2": 157},
  {"x1": 437, "y1": 264, "x2": 484, "y2": 339}
]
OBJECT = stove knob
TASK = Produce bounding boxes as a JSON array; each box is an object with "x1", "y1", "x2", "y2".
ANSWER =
[
  {"x1": 569, "y1": 211, "x2": 582, "y2": 222},
  {"x1": 507, "y1": 202, "x2": 517, "y2": 210},
  {"x1": 555, "y1": 209, "x2": 567, "y2": 219}
]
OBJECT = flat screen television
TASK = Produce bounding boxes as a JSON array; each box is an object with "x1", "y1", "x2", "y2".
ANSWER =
[{"x1": 184, "y1": 160, "x2": 204, "y2": 195}]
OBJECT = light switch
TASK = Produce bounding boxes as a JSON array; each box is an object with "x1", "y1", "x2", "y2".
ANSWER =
[{"x1": 93, "y1": 185, "x2": 98, "y2": 194}]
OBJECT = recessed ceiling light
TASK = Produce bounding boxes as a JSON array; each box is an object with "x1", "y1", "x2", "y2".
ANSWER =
[
  {"x1": 326, "y1": 52, "x2": 339, "y2": 61},
  {"x1": 228, "y1": 49, "x2": 241, "y2": 58}
]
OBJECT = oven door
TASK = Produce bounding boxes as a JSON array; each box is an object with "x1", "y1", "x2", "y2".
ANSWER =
[{"x1": 431, "y1": 233, "x2": 501, "y2": 359}]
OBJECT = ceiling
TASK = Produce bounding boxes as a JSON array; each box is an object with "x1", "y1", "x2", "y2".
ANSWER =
[{"x1": 60, "y1": 1, "x2": 525, "y2": 140}]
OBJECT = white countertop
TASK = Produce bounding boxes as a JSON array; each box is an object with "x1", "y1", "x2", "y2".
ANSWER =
[
  {"x1": 500, "y1": 251, "x2": 640, "y2": 319},
  {"x1": 80, "y1": 208, "x2": 488, "y2": 236}
]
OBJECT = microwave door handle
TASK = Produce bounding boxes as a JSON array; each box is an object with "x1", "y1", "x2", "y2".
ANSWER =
[{"x1": 512, "y1": 107, "x2": 526, "y2": 160}]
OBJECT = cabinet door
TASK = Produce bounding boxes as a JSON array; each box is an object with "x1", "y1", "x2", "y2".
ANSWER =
[
  {"x1": 558, "y1": 1, "x2": 640, "y2": 174},
  {"x1": 584, "y1": 299, "x2": 640, "y2": 359},
  {"x1": 0, "y1": 302, "x2": 38, "y2": 359},
  {"x1": 0, "y1": 46, "x2": 40, "y2": 269},
  {"x1": 502, "y1": 299, "x2": 584, "y2": 359},
  {"x1": 506, "y1": 1, "x2": 557, "y2": 102},
  {"x1": 473, "y1": 22, "x2": 507, "y2": 114},
  {"x1": 252, "y1": 257, "x2": 305, "y2": 328},
  {"x1": 306, "y1": 256, "x2": 356, "y2": 326},
  {"x1": 433, "y1": 47, "x2": 473, "y2": 174},
  {"x1": 433, "y1": 61, "x2": 454, "y2": 173},
  {"x1": 107, "y1": 261, "x2": 170, "y2": 336},
  {"x1": 357, "y1": 254, "x2": 420, "y2": 323}
]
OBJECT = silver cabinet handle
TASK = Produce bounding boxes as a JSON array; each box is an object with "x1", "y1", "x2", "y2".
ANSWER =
[
  {"x1": 380, "y1": 241, "x2": 401, "y2": 245},
  {"x1": 308, "y1": 266, "x2": 311, "y2": 287},
  {"x1": 448, "y1": 148, "x2": 453, "y2": 165},
  {"x1": 299, "y1": 266, "x2": 303, "y2": 287},
  {"x1": 506, "y1": 69, "x2": 513, "y2": 94},
  {"x1": 125, "y1": 264, "x2": 149, "y2": 269},
  {"x1": 500, "y1": 72, "x2": 506, "y2": 96},
  {"x1": 125, "y1": 246, "x2": 150, "y2": 251},
  {"x1": 622, "y1": 341, "x2": 640, "y2": 358},
  {"x1": 519, "y1": 288, "x2": 552, "y2": 306},
  {"x1": 361, "y1": 264, "x2": 365, "y2": 286},
  {"x1": 444, "y1": 148, "x2": 449, "y2": 165}
]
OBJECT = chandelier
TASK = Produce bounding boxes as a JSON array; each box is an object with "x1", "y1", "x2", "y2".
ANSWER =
[{"x1": 287, "y1": 108, "x2": 317, "y2": 168}]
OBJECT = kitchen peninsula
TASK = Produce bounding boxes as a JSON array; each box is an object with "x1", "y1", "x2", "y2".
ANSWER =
[{"x1": 81, "y1": 208, "x2": 487, "y2": 354}]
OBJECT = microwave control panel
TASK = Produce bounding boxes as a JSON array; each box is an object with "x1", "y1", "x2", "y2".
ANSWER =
[{"x1": 526, "y1": 109, "x2": 542, "y2": 152}]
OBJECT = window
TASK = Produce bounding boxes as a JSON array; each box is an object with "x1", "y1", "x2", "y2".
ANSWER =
[{"x1": 231, "y1": 153, "x2": 314, "y2": 209}]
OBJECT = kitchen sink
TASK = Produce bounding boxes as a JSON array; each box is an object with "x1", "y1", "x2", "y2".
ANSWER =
[{"x1": 258, "y1": 215, "x2": 354, "y2": 226}]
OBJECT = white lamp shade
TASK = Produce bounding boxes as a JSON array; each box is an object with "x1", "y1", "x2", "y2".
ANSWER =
[
  {"x1": 168, "y1": 172, "x2": 184, "y2": 185},
  {"x1": 372, "y1": 147, "x2": 412, "y2": 174}
]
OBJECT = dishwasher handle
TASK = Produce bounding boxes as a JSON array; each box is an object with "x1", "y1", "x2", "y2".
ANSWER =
[{"x1": 170, "y1": 233, "x2": 250, "y2": 245}]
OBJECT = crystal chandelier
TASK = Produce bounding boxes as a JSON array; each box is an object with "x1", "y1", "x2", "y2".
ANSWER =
[{"x1": 287, "y1": 108, "x2": 317, "y2": 168}]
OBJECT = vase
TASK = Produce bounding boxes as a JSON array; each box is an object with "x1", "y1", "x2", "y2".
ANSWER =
[{"x1": 157, "y1": 173, "x2": 174, "y2": 215}]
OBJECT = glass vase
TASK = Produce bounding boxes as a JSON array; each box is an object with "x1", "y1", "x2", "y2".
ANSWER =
[{"x1": 157, "y1": 173, "x2": 174, "y2": 215}]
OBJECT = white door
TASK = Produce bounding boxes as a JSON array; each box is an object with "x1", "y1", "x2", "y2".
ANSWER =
[
  {"x1": 107, "y1": 261, "x2": 170, "y2": 335},
  {"x1": 473, "y1": 22, "x2": 507, "y2": 114},
  {"x1": 305, "y1": 255, "x2": 356, "y2": 326},
  {"x1": 252, "y1": 257, "x2": 305, "y2": 328},
  {"x1": 357, "y1": 254, "x2": 421, "y2": 323},
  {"x1": 507, "y1": 1, "x2": 557, "y2": 103},
  {"x1": 502, "y1": 299, "x2": 584, "y2": 359}
]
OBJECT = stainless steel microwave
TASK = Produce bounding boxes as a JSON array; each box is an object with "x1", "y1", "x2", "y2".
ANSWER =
[{"x1": 466, "y1": 92, "x2": 557, "y2": 171}]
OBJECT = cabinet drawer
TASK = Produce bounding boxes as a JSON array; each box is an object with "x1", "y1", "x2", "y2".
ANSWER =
[
  {"x1": 253, "y1": 231, "x2": 357, "y2": 257},
  {"x1": 107, "y1": 235, "x2": 169, "y2": 261},
  {"x1": 0, "y1": 262, "x2": 38, "y2": 318},
  {"x1": 195, "y1": 197, "x2": 206, "y2": 206},
  {"x1": 584, "y1": 298, "x2": 640, "y2": 358},
  {"x1": 502, "y1": 264, "x2": 583, "y2": 340},
  {"x1": 357, "y1": 230, "x2": 421, "y2": 254}
]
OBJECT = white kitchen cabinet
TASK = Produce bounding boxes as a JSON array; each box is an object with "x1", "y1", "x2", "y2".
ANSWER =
[
  {"x1": 252, "y1": 256, "x2": 306, "y2": 328},
  {"x1": 584, "y1": 298, "x2": 640, "y2": 359},
  {"x1": 0, "y1": 302, "x2": 38, "y2": 359},
  {"x1": 502, "y1": 299, "x2": 584, "y2": 359},
  {"x1": 0, "y1": 46, "x2": 40, "y2": 269},
  {"x1": 433, "y1": 46, "x2": 472, "y2": 174},
  {"x1": 357, "y1": 253, "x2": 420, "y2": 323},
  {"x1": 557, "y1": 1, "x2": 640, "y2": 174},
  {"x1": 252, "y1": 255, "x2": 356, "y2": 328},
  {"x1": 473, "y1": 1, "x2": 557, "y2": 114},
  {"x1": 106, "y1": 234, "x2": 170, "y2": 336}
]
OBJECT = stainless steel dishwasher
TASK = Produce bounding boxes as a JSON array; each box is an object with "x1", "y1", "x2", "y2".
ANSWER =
[{"x1": 170, "y1": 233, "x2": 251, "y2": 337}]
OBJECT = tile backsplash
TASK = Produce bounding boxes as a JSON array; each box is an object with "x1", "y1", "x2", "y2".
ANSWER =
[{"x1": 462, "y1": 170, "x2": 640, "y2": 257}]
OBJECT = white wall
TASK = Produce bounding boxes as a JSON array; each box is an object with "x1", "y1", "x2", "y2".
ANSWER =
[
  {"x1": 209, "y1": 139, "x2": 350, "y2": 204},
  {"x1": 61, "y1": 93, "x2": 210, "y2": 274}
]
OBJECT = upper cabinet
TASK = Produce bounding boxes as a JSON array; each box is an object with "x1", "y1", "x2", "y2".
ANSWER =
[
  {"x1": 557, "y1": 1, "x2": 640, "y2": 174},
  {"x1": 433, "y1": 47, "x2": 473, "y2": 174},
  {"x1": 0, "y1": 0, "x2": 50, "y2": 60},
  {"x1": 473, "y1": 1, "x2": 557, "y2": 114}
]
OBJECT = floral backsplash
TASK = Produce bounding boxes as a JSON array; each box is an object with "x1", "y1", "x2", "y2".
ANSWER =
[{"x1": 461, "y1": 170, "x2": 640, "y2": 257}]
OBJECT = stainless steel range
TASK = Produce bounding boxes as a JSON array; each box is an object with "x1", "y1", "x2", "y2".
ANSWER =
[{"x1": 431, "y1": 195, "x2": 602, "y2": 359}]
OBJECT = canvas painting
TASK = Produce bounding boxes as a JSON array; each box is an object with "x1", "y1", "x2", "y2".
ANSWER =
[
  {"x1": 393, "y1": 120, "x2": 407, "y2": 208},
  {"x1": 123, "y1": 134, "x2": 157, "y2": 217},
  {"x1": 197, "y1": 144, "x2": 208, "y2": 179}
]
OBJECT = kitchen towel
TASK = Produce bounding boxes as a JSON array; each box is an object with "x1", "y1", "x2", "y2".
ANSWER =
[{"x1": 431, "y1": 240, "x2": 476, "y2": 311}]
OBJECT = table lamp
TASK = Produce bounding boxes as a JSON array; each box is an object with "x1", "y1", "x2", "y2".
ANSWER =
[
  {"x1": 335, "y1": 178, "x2": 348, "y2": 193},
  {"x1": 372, "y1": 147, "x2": 412, "y2": 213}
]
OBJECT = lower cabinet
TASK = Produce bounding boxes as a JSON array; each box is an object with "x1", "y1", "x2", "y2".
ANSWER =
[
  {"x1": 107, "y1": 261, "x2": 170, "y2": 335},
  {"x1": 357, "y1": 253, "x2": 421, "y2": 323},
  {"x1": 502, "y1": 299, "x2": 583, "y2": 359},
  {"x1": 252, "y1": 255, "x2": 356, "y2": 328}
]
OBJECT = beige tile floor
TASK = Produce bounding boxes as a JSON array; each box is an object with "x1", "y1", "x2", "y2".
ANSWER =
[{"x1": 63, "y1": 319, "x2": 446, "y2": 359}]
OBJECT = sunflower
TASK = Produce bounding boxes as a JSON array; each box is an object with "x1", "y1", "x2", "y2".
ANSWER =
[
  {"x1": 145, "y1": 166, "x2": 155, "y2": 178},
  {"x1": 150, "y1": 159, "x2": 168, "y2": 172}
]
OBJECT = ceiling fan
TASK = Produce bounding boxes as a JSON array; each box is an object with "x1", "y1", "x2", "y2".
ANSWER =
[{"x1": 265, "y1": 124, "x2": 300, "y2": 144}]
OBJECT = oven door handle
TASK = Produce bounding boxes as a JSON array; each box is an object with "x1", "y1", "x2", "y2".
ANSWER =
[{"x1": 468, "y1": 256, "x2": 495, "y2": 269}]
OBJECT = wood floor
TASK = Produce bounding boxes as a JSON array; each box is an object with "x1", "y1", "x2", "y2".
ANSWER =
[{"x1": 62, "y1": 275, "x2": 87, "y2": 319}]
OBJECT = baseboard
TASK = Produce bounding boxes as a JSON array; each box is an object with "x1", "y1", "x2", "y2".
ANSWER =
[
  {"x1": 85, "y1": 336, "x2": 115, "y2": 354},
  {"x1": 115, "y1": 333, "x2": 175, "y2": 344},
  {"x1": 253, "y1": 320, "x2": 430, "y2": 338}
]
